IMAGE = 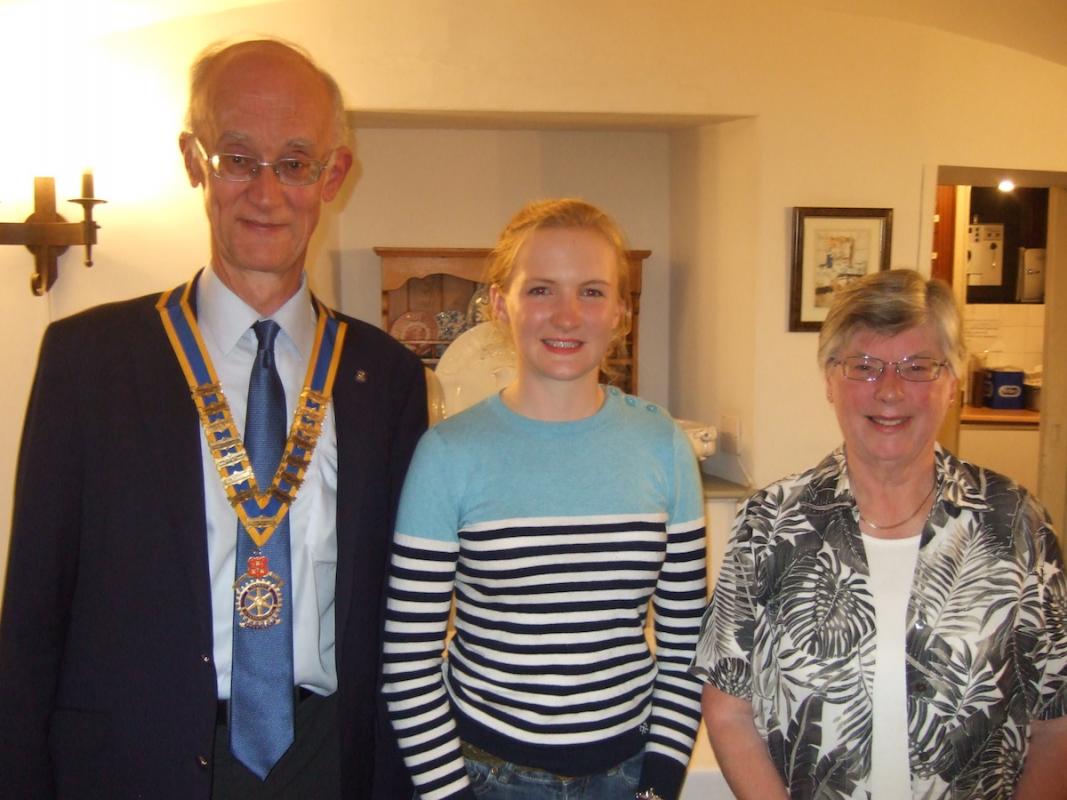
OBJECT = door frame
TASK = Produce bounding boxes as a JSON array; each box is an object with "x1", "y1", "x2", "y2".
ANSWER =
[{"x1": 923, "y1": 165, "x2": 1067, "y2": 543}]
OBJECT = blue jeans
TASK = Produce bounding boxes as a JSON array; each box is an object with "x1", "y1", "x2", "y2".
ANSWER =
[{"x1": 463, "y1": 749, "x2": 642, "y2": 799}]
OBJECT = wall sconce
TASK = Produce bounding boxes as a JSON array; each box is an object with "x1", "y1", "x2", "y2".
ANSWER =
[{"x1": 0, "y1": 173, "x2": 104, "y2": 295}]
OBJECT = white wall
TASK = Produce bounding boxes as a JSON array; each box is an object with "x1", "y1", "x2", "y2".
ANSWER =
[
  {"x1": 660, "y1": 5, "x2": 1067, "y2": 487},
  {"x1": 670, "y1": 119, "x2": 761, "y2": 486},
  {"x1": 3, "y1": 0, "x2": 1067, "y2": 592},
  {"x1": 963, "y1": 303, "x2": 1045, "y2": 375}
]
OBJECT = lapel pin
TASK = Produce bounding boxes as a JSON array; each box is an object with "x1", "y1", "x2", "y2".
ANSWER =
[{"x1": 355, "y1": 369, "x2": 368, "y2": 383}]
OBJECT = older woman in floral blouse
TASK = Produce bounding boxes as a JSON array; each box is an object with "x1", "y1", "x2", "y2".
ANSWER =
[{"x1": 692, "y1": 269, "x2": 1067, "y2": 799}]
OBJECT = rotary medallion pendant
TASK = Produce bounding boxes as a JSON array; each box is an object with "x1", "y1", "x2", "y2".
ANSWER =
[
  {"x1": 234, "y1": 554, "x2": 285, "y2": 629},
  {"x1": 158, "y1": 278, "x2": 346, "y2": 635}
]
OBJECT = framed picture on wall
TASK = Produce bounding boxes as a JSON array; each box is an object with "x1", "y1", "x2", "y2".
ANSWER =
[{"x1": 789, "y1": 206, "x2": 893, "y2": 331}]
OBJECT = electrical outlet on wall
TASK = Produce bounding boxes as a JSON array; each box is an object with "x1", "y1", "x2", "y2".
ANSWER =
[{"x1": 719, "y1": 415, "x2": 741, "y2": 455}]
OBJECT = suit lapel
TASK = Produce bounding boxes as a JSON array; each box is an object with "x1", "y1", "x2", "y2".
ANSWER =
[
  {"x1": 331, "y1": 333, "x2": 373, "y2": 652},
  {"x1": 128, "y1": 296, "x2": 214, "y2": 643}
]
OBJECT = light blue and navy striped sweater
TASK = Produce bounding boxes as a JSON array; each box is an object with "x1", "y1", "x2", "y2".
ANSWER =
[{"x1": 382, "y1": 388, "x2": 707, "y2": 800}]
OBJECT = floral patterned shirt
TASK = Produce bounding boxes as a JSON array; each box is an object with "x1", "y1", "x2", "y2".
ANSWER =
[{"x1": 692, "y1": 446, "x2": 1067, "y2": 799}]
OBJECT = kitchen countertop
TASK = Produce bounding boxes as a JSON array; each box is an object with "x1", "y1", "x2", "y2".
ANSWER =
[
  {"x1": 702, "y1": 473, "x2": 751, "y2": 500},
  {"x1": 960, "y1": 403, "x2": 1040, "y2": 425}
]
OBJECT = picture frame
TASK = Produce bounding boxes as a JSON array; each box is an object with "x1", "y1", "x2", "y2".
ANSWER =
[{"x1": 789, "y1": 206, "x2": 893, "y2": 331}]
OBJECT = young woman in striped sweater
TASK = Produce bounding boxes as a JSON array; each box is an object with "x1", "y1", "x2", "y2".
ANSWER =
[{"x1": 382, "y1": 198, "x2": 707, "y2": 800}]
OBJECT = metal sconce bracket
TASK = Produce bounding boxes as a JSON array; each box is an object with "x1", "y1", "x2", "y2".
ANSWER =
[{"x1": 0, "y1": 176, "x2": 104, "y2": 295}]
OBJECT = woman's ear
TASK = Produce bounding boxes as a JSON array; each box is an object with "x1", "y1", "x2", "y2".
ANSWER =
[
  {"x1": 489, "y1": 284, "x2": 508, "y2": 322},
  {"x1": 612, "y1": 296, "x2": 627, "y2": 335}
]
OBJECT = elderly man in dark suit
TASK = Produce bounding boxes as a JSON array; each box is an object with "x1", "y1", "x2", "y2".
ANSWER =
[{"x1": 0, "y1": 39, "x2": 425, "y2": 799}]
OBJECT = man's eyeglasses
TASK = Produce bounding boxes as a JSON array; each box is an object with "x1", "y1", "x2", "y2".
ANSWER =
[
  {"x1": 831, "y1": 355, "x2": 949, "y2": 382},
  {"x1": 194, "y1": 139, "x2": 332, "y2": 186}
]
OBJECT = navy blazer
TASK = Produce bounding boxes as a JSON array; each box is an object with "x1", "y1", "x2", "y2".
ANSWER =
[{"x1": 0, "y1": 290, "x2": 426, "y2": 799}]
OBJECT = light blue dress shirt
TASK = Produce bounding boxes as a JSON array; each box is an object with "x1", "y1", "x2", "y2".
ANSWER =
[{"x1": 196, "y1": 266, "x2": 338, "y2": 699}]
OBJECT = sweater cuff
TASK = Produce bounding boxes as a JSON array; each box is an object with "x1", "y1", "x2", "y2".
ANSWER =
[{"x1": 638, "y1": 751, "x2": 687, "y2": 800}]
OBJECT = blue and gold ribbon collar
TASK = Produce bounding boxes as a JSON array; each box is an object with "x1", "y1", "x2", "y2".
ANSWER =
[{"x1": 156, "y1": 277, "x2": 347, "y2": 548}]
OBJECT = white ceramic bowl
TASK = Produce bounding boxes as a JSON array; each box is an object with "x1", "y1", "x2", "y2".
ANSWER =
[{"x1": 675, "y1": 419, "x2": 718, "y2": 460}]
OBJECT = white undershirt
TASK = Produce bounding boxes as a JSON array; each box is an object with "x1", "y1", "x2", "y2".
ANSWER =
[
  {"x1": 861, "y1": 531, "x2": 922, "y2": 800},
  {"x1": 197, "y1": 267, "x2": 339, "y2": 699}
]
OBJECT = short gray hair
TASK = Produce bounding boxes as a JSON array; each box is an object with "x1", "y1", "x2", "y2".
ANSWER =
[
  {"x1": 817, "y1": 269, "x2": 966, "y2": 377},
  {"x1": 185, "y1": 38, "x2": 349, "y2": 147}
]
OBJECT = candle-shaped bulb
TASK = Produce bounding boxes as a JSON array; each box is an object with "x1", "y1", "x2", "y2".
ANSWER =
[{"x1": 82, "y1": 170, "x2": 94, "y2": 199}]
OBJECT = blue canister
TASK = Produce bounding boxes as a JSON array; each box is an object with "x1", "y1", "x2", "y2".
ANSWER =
[{"x1": 984, "y1": 368, "x2": 1025, "y2": 409}]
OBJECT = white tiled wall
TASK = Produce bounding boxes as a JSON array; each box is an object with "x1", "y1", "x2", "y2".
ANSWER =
[{"x1": 962, "y1": 303, "x2": 1045, "y2": 373}]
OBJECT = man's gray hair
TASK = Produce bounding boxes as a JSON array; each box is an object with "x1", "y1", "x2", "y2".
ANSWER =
[{"x1": 185, "y1": 37, "x2": 349, "y2": 147}]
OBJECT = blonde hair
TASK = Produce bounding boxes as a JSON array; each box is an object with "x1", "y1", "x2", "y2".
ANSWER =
[
  {"x1": 185, "y1": 38, "x2": 348, "y2": 148},
  {"x1": 817, "y1": 269, "x2": 966, "y2": 377},
  {"x1": 486, "y1": 198, "x2": 633, "y2": 358}
]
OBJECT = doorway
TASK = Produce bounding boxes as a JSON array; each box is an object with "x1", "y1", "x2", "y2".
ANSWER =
[{"x1": 933, "y1": 166, "x2": 1067, "y2": 541}]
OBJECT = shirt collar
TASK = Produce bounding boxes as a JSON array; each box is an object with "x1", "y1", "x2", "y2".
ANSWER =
[
  {"x1": 823, "y1": 443, "x2": 992, "y2": 514},
  {"x1": 196, "y1": 266, "x2": 316, "y2": 360}
]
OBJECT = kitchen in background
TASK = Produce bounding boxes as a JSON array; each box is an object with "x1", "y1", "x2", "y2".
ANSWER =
[{"x1": 958, "y1": 187, "x2": 1048, "y2": 493}]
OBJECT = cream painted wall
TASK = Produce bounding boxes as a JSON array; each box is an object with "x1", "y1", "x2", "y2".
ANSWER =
[
  {"x1": 335, "y1": 127, "x2": 672, "y2": 407},
  {"x1": 659, "y1": 6, "x2": 1067, "y2": 488},
  {"x1": 3, "y1": 0, "x2": 1067, "y2": 598},
  {"x1": 0, "y1": 237, "x2": 47, "y2": 587},
  {"x1": 669, "y1": 119, "x2": 760, "y2": 487}
]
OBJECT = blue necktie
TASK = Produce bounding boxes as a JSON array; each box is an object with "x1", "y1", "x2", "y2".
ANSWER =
[{"x1": 230, "y1": 320, "x2": 295, "y2": 779}]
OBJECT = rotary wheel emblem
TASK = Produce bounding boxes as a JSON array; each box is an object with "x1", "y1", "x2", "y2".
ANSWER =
[{"x1": 235, "y1": 574, "x2": 284, "y2": 628}]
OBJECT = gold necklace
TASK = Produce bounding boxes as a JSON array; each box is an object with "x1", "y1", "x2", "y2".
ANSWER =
[{"x1": 858, "y1": 482, "x2": 936, "y2": 530}]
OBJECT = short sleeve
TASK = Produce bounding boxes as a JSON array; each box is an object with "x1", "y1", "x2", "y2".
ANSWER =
[{"x1": 689, "y1": 493, "x2": 762, "y2": 700}]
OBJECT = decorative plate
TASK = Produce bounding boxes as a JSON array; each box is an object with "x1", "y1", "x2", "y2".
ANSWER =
[
  {"x1": 435, "y1": 321, "x2": 517, "y2": 418},
  {"x1": 435, "y1": 309, "x2": 468, "y2": 341},
  {"x1": 465, "y1": 284, "x2": 492, "y2": 326},
  {"x1": 389, "y1": 311, "x2": 439, "y2": 356}
]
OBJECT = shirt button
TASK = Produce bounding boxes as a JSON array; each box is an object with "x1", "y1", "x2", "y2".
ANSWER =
[
  {"x1": 913, "y1": 680, "x2": 930, "y2": 693},
  {"x1": 196, "y1": 754, "x2": 209, "y2": 768}
]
